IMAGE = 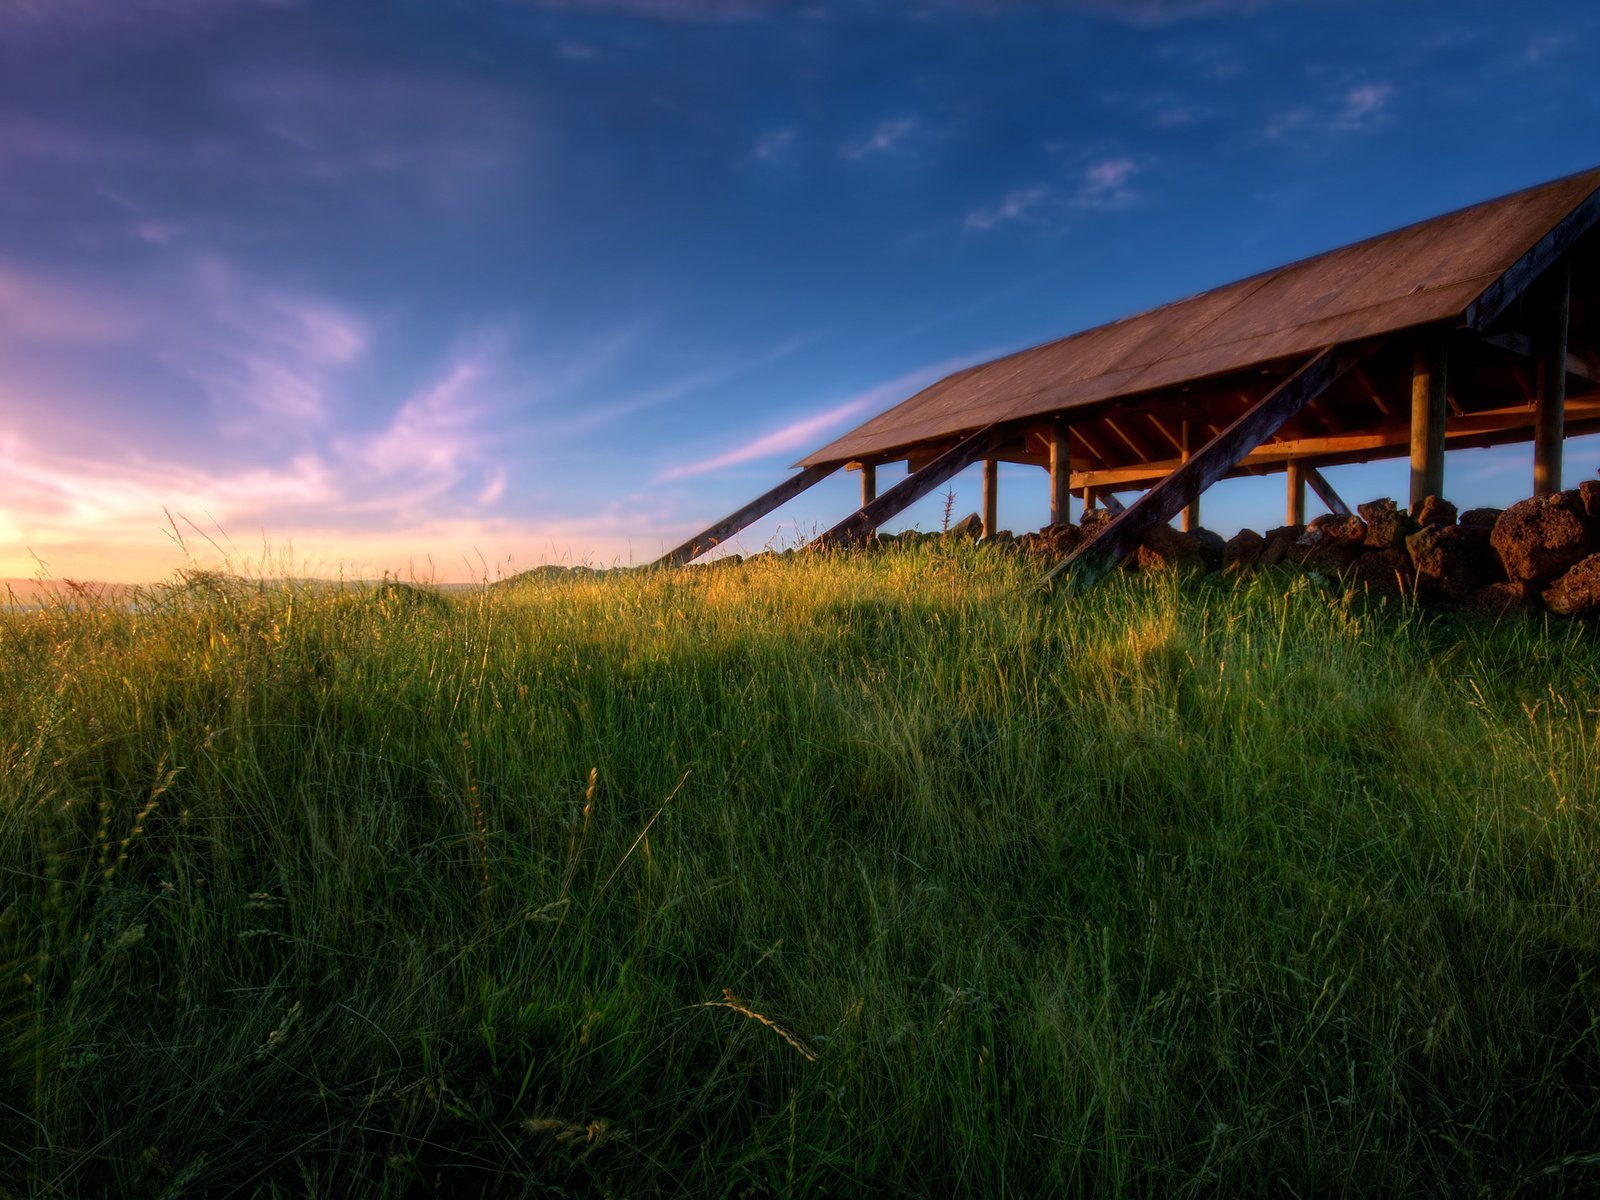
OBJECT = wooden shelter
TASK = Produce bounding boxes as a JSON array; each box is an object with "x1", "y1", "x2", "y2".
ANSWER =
[{"x1": 658, "y1": 167, "x2": 1600, "y2": 584}]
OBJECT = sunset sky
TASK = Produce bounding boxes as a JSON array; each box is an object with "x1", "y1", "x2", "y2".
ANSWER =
[{"x1": 4, "y1": 0, "x2": 1599, "y2": 583}]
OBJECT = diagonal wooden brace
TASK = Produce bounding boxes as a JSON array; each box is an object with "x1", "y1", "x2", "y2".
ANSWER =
[
  {"x1": 1302, "y1": 466, "x2": 1350, "y2": 516},
  {"x1": 1044, "y1": 347, "x2": 1357, "y2": 591},
  {"x1": 654, "y1": 463, "x2": 839, "y2": 566},
  {"x1": 814, "y1": 423, "x2": 1010, "y2": 549}
]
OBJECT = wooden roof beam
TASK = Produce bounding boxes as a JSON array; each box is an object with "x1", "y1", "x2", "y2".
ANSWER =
[
  {"x1": 1046, "y1": 347, "x2": 1356, "y2": 591},
  {"x1": 1068, "y1": 396, "x2": 1600, "y2": 488},
  {"x1": 1467, "y1": 189, "x2": 1600, "y2": 330}
]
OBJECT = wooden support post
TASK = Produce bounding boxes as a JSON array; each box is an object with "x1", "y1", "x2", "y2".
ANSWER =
[
  {"x1": 1286, "y1": 460, "x2": 1306, "y2": 526},
  {"x1": 1084, "y1": 488, "x2": 1098, "y2": 512},
  {"x1": 1303, "y1": 466, "x2": 1351, "y2": 517},
  {"x1": 1048, "y1": 422, "x2": 1071, "y2": 527},
  {"x1": 654, "y1": 463, "x2": 839, "y2": 566},
  {"x1": 1046, "y1": 347, "x2": 1354, "y2": 591},
  {"x1": 1180, "y1": 420, "x2": 1198, "y2": 532},
  {"x1": 860, "y1": 463, "x2": 877, "y2": 509},
  {"x1": 982, "y1": 459, "x2": 998, "y2": 537},
  {"x1": 1534, "y1": 263, "x2": 1571, "y2": 497},
  {"x1": 1101, "y1": 492, "x2": 1127, "y2": 515},
  {"x1": 816, "y1": 424, "x2": 1010, "y2": 549},
  {"x1": 1409, "y1": 334, "x2": 1447, "y2": 512}
]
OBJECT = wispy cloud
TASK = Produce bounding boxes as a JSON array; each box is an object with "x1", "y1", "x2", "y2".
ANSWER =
[
  {"x1": 169, "y1": 258, "x2": 371, "y2": 431},
  {"x1": 657, "y1": 356, "x2": 976, "y2": 480},
  {"x1": 752, "y1": 128, "x2": 799, "y2": 163},
  {"x1": 0, "y1": 261, "x2": 148, "y2": 344},
  {"x1": 498, "y1": 0, "x2": 784, "y2": 19},
  {"x1": 839, "y1": 118, "x2": 918, "y2": 162},
  {"x1": 1268, "y1": 82, "x2": 1393, "y2": 142},
  {"x1": 1074, "y1": 157, "x2": 1140, "y2": 209},
  {"x1": 965, "y1": 186, "x2": 1050, "y2": 231},
  {"x1": 217, "y1": 67, "x2": 530, "y2": 204},
  {"x1": 964, "y1": 157, "x2": 1142, "y2": 232},
  {"x1": 549, "y1": 334, "x2": 811, "y2": 441}
]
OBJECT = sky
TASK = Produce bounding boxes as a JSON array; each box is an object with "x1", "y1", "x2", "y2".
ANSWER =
[{"x1": 3, "y1": 0, "x2": 1599, "y2": 583}]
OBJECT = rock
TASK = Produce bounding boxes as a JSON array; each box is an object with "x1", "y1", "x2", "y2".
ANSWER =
[
  {"x1": 1415, "y1": 495, "x2": 1458, "y2": 527},
  {"x1": 1259, "y1": 525, "x2": 1305, "y2": 568},
  {"x1": 1542, "y1": 553, "x2": 1600, "y2": 617},
  {"x1": 1349, "y1": 548, "x2": 1413, "y2": 596},
  {"x1": 1038, "y1": 523, "x2": 1083, "y2": 556},
  {"x1": 1580, "y1": 480, "x2": 1600, "y2": 524},
  {"x1": 948, "y1": 512, "x2": 983, "y2": 539},
  {"x1": 1459, "y1": 507, "x2": 1503, "y2": 528},
  {"x1": 1357, "y1": 498, "x2": 1418, "y2": 550},
  {"x1": 985, "y1": 529, "x2": 1015, "y2": 547},
  {"x1": 1491, "y1": 493, "x2": 1594, "y2": 585},
  {"x1": 1465, "y1": 581, "x2": 1533, "y2": 619},
  {"x1": 1300, "y1": 513, "x2": 1367, "y2": 546},
  {"x1": 1407, "y1": 523, "x2": 1499, "y2": 600},
  {"x1": 1191, "y1": 528, "x2": 1226, "y2": 570},
  {"x1": 1135, "y1": 523, "x2": 1206, "y2": 572},
  {"x1": 1297, "y1": 513, "x2": 1367, "y2": 571},
  {"x1": 1224, "y1": 528, "x2": 1265, "y2": 571},
  {"x1": 1079, "y1": 509, "x2": 1115, "y2": 538}
]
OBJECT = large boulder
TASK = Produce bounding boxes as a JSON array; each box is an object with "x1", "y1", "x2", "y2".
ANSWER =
[
  {"x1": 1259, "y1": 525, "x2": 1306, "y2": 568},
  {"x1": 1459, "y1": 507, "x2": 1503, "y2": 528},
  {"x1": 1079, "y1": 509, "x2": 1115, "y2": 539},
  {"x1": 1542, "y1": 553, "x2": 1600, "y2": 618},
  {"x1": 1191, "y1": 528, "x2": 1226, "y2": 570},
  {"x1": 1407, "y1": 523, "x2": 1500, "y2": 600},
  {"x1": 948, "y1": 512, "x2": 983, "y2": 540},
  {"x1": 1349, "y1": 548, "x2": 1413, "y2": 596},
  {"x1": 1027, "y1": 522, "x2": 1083, "y2": 557},
  {"x1": 1135, "y1": 523, "x2": 1206, "y2": 572},
  {"x1": 1581, "y1": 480, "x2": 1600, "y2": 524},
  {"x1": 1298, "y1": 513, "x2": 1368, "y2": 571},
  {"x1": 1224, "y1": 528, "x2": 1265, "y2": 572},
  {"x1": 1415, "y1": 495, "x2": 1458, "y2": 527},
  {"x1": 1490, "y1": 492, "x2": 1595, "y2": 585},
  {"x1": 1465, "y1": 581, "x2": 1533, "y2": 619},
  {"x1": 1357, "y1": 498, "x2": 1418, "y2": 550}
]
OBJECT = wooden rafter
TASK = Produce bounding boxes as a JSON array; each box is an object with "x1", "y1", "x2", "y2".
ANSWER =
[
  {"x1": 1065, "y1": 397, "x2": 1600, "y2": 488},
  {"x1": 1044, "y1": 347, "x2": 1356, "y2": 590},
  {"x1": 1467, "y1": 191, "x2": 1600, "y2": 330}
]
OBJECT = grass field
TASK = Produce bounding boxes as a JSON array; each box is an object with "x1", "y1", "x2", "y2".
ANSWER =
[{"x1": 3, "y1": 546, "x2": 1599, "y2": 1197}]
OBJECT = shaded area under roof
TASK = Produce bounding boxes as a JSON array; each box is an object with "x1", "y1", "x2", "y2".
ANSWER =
[{"x1": 798, "y1": 166, "x2": 1600, "y2": 469}]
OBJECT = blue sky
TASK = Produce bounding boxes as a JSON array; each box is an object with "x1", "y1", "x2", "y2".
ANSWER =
[{"x1": 3, "y1": 0, "x2": 1598, "y2": 581}]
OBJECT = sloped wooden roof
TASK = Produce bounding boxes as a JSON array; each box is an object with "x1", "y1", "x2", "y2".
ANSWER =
[{"x1": 798, "y1": 166, "x2": 1600, "y2": 469}]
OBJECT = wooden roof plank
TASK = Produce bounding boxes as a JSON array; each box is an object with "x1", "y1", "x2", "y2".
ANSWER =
[{"x1": 799, "y1": 168, "x2": 1600, "y2": 469}]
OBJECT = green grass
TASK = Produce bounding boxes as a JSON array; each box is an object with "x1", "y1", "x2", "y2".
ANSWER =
[{"x1": 3, "y1": 546, "x2": 1599, "y2": 1197}]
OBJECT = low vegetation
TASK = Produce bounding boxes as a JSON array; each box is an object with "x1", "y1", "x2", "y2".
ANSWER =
[{"x1": 3, "y1": 548, "x2": 1598, "y2": 1197}]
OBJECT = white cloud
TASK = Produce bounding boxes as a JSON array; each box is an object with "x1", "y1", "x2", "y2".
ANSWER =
[{"x1": 840, "y1": 118, "x2": 918, "y2": 161}]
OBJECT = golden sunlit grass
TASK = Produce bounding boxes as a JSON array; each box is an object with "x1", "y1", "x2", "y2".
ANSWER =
[{"x1": 2, "y1": 544, "x2": 1599, "y2": 1196}]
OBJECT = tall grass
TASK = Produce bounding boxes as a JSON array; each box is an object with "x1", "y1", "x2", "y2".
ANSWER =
[{"x1": 2, "y1": 547, "x2": 1598, "y2": 1196}]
